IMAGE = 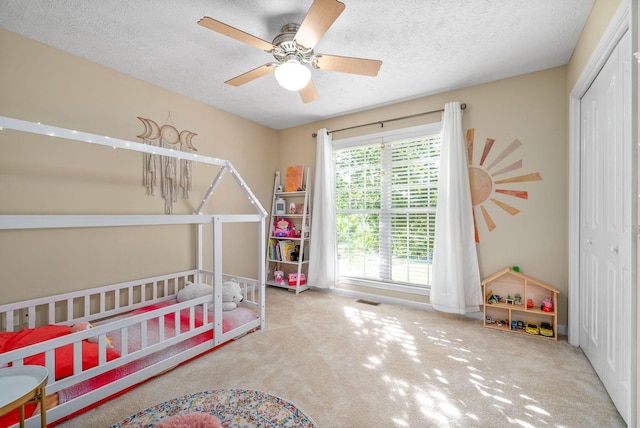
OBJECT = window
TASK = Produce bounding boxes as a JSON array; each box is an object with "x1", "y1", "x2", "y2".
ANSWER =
[{"x1": 334, "y1": 123, "x2": 441, "y2": 291}]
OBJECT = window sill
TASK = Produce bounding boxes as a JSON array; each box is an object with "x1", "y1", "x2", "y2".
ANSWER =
[{"x1": 339, "y1": 277, "x2": 429, "y2": 296}]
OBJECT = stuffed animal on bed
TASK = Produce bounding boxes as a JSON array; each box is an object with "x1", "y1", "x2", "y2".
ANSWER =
[
  {"x1": 177, "y1": 281, "x2": 214, "y2": 302},
  {"x1": 222, "y1": 279, "x2": 244, "y2": 311},
  {"x1": 72, "y1": 321, "x2": 114, "y2": 349}
]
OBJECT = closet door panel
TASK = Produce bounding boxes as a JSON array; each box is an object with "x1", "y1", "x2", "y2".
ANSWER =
[{"x1": 578, "y1": 31, "x2": 631, "y2": 423}]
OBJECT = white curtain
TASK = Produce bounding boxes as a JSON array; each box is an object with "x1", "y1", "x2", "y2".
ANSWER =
[
  {"x1": 430, "y1": 102, "x2": 483, "y2": 314},
  {"x1": 308, "y1": 129, "x2": 338, "y2": 289}
]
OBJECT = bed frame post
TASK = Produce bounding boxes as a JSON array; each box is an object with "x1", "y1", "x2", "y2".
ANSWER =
[
  {"x1": 258, "y1": 213, "x2": 266, "y2": 329},
  {"x1": 196, "y1": 223, "x2": 203, "y2": 281},
  {"x1": 212, "y1": 216, "x2": 224, "y2": 345}
]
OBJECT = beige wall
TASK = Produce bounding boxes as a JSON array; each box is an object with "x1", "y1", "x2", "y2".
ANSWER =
[
  {"x1": 566, "y1": 0, "x2": 622, "y2": 91},
  {"x1": 0, "y1": 29, "x2": 279, "y2": 302},
  {"x1": 279, "y1": 67, "x2": 569, "y2": 324}
]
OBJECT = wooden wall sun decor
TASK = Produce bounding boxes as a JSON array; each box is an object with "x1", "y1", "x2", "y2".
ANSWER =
[
  {"x1": 467, "y1": 128, "x2": 542, "y2": 242},
  {"x1": 137, "y1": 116, "x2": 198, "y2": 214}
]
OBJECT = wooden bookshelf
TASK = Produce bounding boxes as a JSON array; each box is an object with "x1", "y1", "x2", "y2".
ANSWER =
[{"x1": 482, "y1": 267, "x2": 559, "y2": 340}]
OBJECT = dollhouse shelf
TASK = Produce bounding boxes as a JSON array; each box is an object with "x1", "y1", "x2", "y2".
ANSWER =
[
  {"x1": 265, "y1": 169, "x2": 312, "y2": 294},
  {"x1": 482, "y1": 267, "x2": 559, "y2": 340}
]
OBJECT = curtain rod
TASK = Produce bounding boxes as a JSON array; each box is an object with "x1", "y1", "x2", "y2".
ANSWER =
[{"x1": 311, "y1": 103, "x2": 466, "y2": 138}]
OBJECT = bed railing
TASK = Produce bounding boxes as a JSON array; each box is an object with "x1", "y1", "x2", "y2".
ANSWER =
[
  {"x1": 198, "y1": 270, "x2": 261, "y2": 305},
  {"x1": 0, "y1": 271, "x2": 262, "y2": 395},
  {"x1": 0, "y1": 270, "x2": 198, "y2": 332},
  {"x1": 0, "y1": 300, "x2": 216, "y2": 402},
  {"x1": 0, "y1": 269, "x2": 263, "y2": 334}
]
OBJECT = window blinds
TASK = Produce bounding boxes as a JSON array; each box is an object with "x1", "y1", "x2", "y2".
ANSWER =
[{"x1": 335, "y1": 133, "x2": 440, "y2": 288}]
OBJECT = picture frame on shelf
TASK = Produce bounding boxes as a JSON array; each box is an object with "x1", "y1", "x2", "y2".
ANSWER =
[{"x1": 284, "y1": 165, "x2": 303, "y2": 192}]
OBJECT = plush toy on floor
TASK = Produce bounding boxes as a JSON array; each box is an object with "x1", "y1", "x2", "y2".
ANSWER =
[
  {"x1": 222, "y1": 279, "x2": 244, "y2": 311},
  {"x1": 72, "y1": 321, "x2": 114, "y2": 349}
]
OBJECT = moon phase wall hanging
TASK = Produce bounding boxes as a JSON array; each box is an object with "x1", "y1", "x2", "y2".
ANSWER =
[{"x1": 137, "y1": 116, "x2": 198, "y2": 214}]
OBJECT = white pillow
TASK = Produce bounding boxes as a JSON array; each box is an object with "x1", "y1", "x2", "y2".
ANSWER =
[{"x1": 177, "y1": 282, "x2": 213, "y2": 302}]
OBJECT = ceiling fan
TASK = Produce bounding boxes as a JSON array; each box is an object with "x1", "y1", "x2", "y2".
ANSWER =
[{"x1": 197, "y1": 0, "x2": 382, "y2": 103}]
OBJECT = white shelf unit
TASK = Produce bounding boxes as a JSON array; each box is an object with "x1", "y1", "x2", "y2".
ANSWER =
[{"x1": 265, "y1": 168, "x2": 312, "y2": 294}]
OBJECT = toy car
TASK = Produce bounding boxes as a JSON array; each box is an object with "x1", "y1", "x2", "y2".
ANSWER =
[
  {"x1": 539, "y1": 322, "x2": 554, "y2": 337},
  {"x1": 525, "y1": 322, "x2": 539, "y2": 335}
]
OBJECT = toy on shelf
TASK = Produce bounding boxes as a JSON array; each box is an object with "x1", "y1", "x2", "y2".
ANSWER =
[
  {"x1": 525, "y1": 322, "x2": 540, "y2": 335},
  {"x1": 526, "y1": 298, "x2": 534, "y2": 309},
  {"x1": 514, "y1": 294, "x2": 522, "y2": 305},
  {"x1": 486, "y1": 291, "x2": 498, "y2": 304},
  {"x1": 540, "y1": 322, "x2": 554, "y2": 337},
  {"x1": 274, "y1": 217, "x2": 298, "y2": 237},
  {"x1": 497, "y1": 319, "x2": 509, "y2": 327},
  {"x1": 542, "y1": 297, "x2": 554, "y2": 312},
  {"x1": 274, "y1": 270, "x2": 284, "y2": 285},
  {"x1": 288, "y1": 272, "x2": 306, "y2": 286}
]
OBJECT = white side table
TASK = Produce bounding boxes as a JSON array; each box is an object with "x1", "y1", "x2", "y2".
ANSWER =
[{"x1": 0, "y1": 366, "x2": 48, "y2": 428}]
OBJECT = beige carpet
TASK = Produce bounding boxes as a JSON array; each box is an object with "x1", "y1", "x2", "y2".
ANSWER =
[{"x1": 55, "y1": 286, "x2": 626, "y2": 428}]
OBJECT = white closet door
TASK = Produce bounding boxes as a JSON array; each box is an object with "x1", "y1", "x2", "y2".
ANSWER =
[{"x1": 579, "y1": 31, "x2": 632, "y2": 423}]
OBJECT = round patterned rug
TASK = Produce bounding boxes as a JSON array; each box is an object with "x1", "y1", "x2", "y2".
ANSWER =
[{"x1": 108, "y1": 389, "x2": 317, "y2": 428}]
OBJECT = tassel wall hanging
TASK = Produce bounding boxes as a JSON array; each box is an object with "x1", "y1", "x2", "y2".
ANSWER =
[{"x1": 137, "y1": 115, "x2": 198, "y2": 214}]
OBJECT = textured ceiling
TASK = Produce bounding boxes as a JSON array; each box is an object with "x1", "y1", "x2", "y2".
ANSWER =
[{"x1": 0, "y1": 0, "x2": 594, "y2": 130}]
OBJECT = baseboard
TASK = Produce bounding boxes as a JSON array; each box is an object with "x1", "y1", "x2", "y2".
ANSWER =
[
  {"x1": 321, "y1": 287, "x2": 482, "y2": 320},
  {"x1": 322, "y1": 287, "x2": 434, "y2": 311},
  {"x1": 317, "y1": 287, "x2": 567, "y2": 335},
  {"x1": 557, "y1": 324, "x2": 567, "y2": 336}
]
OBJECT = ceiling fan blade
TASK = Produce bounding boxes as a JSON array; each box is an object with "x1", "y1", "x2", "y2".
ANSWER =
[
  {"x1": 315, "y1": 54, "x2": 382, "y2": 76},
  {"x1": 294, "y1": 0, "x2": 345, "y2": 49},
  {"x1": 225, "y1": 64, "x2": 276, "y2": 86},
  {"x1": 198, "y1": 16, "x2": 274, "y2": 52},
  {"x1": 299, "y1": 80, "x2": 319, "y2": 103}
]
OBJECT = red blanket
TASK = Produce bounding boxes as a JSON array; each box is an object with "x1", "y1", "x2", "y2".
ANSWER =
[
  {"x1": 0, "y1": 325, "x2": 120, "y2": 380},
  {"x1": 0, "y1": 325, "x2": 120, "y2": 427}
]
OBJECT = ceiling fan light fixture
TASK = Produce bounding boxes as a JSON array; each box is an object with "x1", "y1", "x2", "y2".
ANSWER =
[{"x1": 275, "y1": 59, "x2": 311, "y2": 91}]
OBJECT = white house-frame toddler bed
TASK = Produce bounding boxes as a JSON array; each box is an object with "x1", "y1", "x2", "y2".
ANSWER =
[{"x1": 0, "y1": 116, "x2": 267, "y2": 427}]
